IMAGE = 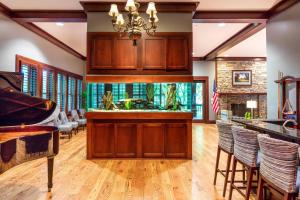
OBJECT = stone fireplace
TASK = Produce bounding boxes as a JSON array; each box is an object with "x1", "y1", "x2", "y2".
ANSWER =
[{"x1": 217, "y1": 59, "x2": 267, "y2": 119}]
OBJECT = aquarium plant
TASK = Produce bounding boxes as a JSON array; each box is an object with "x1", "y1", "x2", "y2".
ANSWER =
[{"x1": 102, "y1": 91, "x2": 115, "y2": 110}]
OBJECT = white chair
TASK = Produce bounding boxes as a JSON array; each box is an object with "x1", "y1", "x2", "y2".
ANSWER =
[
  {"x1": 59, "y1": 111, "x2": 79, "y2": 134},
  {"x1": 54, "y1": 116, "x2": 73, "y2": 139},
  {"x1": 71, "y1": 110, "x2": 86, "y2": 130}
]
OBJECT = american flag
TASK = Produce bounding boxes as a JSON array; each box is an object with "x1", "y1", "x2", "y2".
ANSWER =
[{"x1": 212, "y1": 80, "x2": 220, "y2": 113}]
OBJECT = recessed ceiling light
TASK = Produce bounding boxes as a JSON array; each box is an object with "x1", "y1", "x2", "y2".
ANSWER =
[
  {"x1": 224, "y1": 54, "x2": 229, "y2": 57},
  {"x1": 218, "y1": 23, "x2": 226, "y2": 27},
  {"x1": 56, "y1": 22, "x2": 64, "y2": 27},
  {"x1": 192, "y1": 52, "x2": 195, "y2": 55}
]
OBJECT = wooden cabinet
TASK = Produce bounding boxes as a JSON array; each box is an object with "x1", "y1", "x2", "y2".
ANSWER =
[
  {"x1": 92, "y1": 123, "x2": 114, "y2": 157},
  {"x1": 143, "y1": 37, "x2": 166, "y2": 70},
  {"x1": 165, "y1": 124, "x2": 187, "y2": 158},
  {"x1": 166, "y1": 37, "x2": 189, "y2": 70},
  {"x1": 114, "y1": 38, "x2": 138, "y2": 69},
  {"x1": 142, "y1": 124, "x2": 165, "y2": 158},
  {"x1": 86, "y1": 112, "x2": 193, "y2": 159},
  {"x1": 87, "y1": 32, "x2": 192, "y2": 75},
  {"x1": 90, "y1": 36, "x2": 114, "y2": 68},
  {"x1": 115, "y1": 124, "x2": 137, "y2": 157}
]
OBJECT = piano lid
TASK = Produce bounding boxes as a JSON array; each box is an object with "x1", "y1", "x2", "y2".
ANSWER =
[{"x1": 0, "y1": 71, "x2": 56, "y2": 126}]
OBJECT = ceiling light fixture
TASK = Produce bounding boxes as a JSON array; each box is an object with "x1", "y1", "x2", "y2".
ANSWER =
[
  {"x1": 56, "y1": 22, "x2": 64, "y2": 27},
  {"x1": 108, "y1": 0, "x2": 159, "y2": 46},
  {"x1": 218, "y1": 23, "x2": 226, "y2": 27}
]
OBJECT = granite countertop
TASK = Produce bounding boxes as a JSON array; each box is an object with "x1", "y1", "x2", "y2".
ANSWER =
[{"x1": 232, "y1": 119, "x2": 300, "y2": 141}]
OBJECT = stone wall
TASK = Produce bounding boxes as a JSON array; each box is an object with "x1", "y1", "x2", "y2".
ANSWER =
[
  {"x1": 217, "y1": 60, "x2": 267, "y2": 93},
  {"x1": 217, "y1": 60, "x2": 267, "y2": 118}
]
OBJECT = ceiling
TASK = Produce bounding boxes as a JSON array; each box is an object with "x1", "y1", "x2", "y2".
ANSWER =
[
  {"x1": 34, "y1": 22, "x2": 87, "y2": 55},
  {"x1": 1, "y1": 0, "x2": 281, "y2": 11},
  {"x1": 193, "y1": 23, "x2": 249, "y2": 57},
  {"x1": 0, "y1": 0, "x2": 271, "y2": 58},
  {"x1": 220, "y1": 28, "x2": 267, "y2": 57}
]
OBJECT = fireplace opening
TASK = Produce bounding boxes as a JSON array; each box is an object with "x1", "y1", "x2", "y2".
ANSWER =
[{"x1": 231, "y1": 104, "x2": 249, "y2": 117}]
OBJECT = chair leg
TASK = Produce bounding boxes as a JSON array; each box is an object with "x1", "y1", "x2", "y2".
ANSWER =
[
  {"x1": 256, "y1": 176, "x2": 264, "y2": 200},
  {"x1": 245, "y1": 167, "x2": 254, "y2": 200},
  {"x1": 213, "y1": 146, "x2": 221, "y2": 185},
  {"x1": 283, "y1": 193, "x2": 292, "y2": 200},
  {"x1": 223, "y1": 153, "x2": 232, "y2": 197},
  {"x1": 228, "y1": 157, "x2": 237, "y2": 200}
]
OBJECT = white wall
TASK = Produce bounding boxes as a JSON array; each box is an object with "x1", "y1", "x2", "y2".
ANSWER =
[
  {"x1": 0, "y1": 13, "x2": 85, "y2": 75},
  {"x1": 193, "y1": 61, "x2": 216, "y2": 121},
  {"x1": 266, "y1": 3, "x2": 300, "y2": 118},
  {"x1": 88, "y1": 13, "x2": 192, "y2": 32}
]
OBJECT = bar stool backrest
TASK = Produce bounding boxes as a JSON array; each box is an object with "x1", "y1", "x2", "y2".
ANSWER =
[
  {"x1": 232, "y1": 126, "x2": 259, "y2": 167},
  {"x1": 216, "y1": 120, "x2": 234, "y2": 153},
  {"x1": 258, "y1": 134, "x2": 299, "y2": 193}
]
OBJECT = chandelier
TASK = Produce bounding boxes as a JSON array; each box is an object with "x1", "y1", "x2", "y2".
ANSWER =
[{"x1": 108, "y1": 0, "x2": 159, "y2": 46}]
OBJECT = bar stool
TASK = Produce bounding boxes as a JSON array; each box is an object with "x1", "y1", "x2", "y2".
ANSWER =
[
  {"x1": 256, "y1": 134, "x2": 300, "y2": 200},
  {"x1": 228, "y1": 126, "x2": 260, "y2": 200},
  {"x1": 214, "y1": 120, "x2": 234, "y2": 197}
]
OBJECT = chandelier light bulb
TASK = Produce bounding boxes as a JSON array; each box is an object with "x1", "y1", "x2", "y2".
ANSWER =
[
  {"x1": 146, "y1": 2, "x2": 157, "y2": 15},
  {"x1": 125, "y1": 0, "x2": 137, "y2": 11},
  {"x1": 109, "y1": 4, "x2": 119, "y2": 17},
  {"x1": 116, "y1": 14, "x2": 125, "y2": 25},
  {"x1": 149, "y1": 14, "x2": 159, "y2": 23}
]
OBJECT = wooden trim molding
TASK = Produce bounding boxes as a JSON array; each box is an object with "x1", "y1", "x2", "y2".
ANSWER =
[
  {"x1": 266, "y1": 0, "x2": 300, "y2": 19},
  {"x1": 11, "y1": 10, "x2": 87, "y2": 22},
  {"x1": 203, "y1": 23, "x2": 266, "y2": 61},
  {"x1": 86, "y1": 75, "x2": 194, "y2": 83},
  {"x1": 80, "y1": 1, "x2": 199, "y2": 12},
  {"x1": 192, "y1": 57, "x2": 205, "y2": 61},
  {"x1": 193, "y1": 11, "x2": 267, "y2": 23},
  {"x1": 216, "y1": 57, "x2": 267, "y2": 61},
  {"x1": 193, "y1": 76, "x2": 209, "y2": 123},
  {"x1": 0, "y1": 3, "x2": 86, "y2": 60}
]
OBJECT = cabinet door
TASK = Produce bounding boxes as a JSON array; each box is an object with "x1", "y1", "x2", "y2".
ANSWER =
[
  {"x1": 142, "y1": 124, "x2": 164, "y2": 158},
  {"x1": 114, "y1": 38, "x2": 138, "y2": 69},
  {"x1": 92, "y1": 123, "x2": 114, "y2": 157},
  {"x1": 165, "y1": 124, "x2": 187, "y2": 158},
  {"x1": 91, "y1": 36, "x2": 114, "y2": 68},
  {"x1": 166, "y1": 37, "x2": 189, "y2": 70},
  {"x1": 143, "y1": 38, "x2": 166, "y2": 69},
  {"x1": 115, "y1": 124, "x2": 137, "y2": 157}
]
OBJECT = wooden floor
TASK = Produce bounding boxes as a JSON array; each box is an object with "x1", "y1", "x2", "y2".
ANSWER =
[{"x1": 0, "y1": 124, "x2": 252, "y2": 200}]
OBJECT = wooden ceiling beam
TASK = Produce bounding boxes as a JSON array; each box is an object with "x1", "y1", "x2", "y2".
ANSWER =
[
  {"x1": 203, "y1": 22, "x2": 266, "y2": 61},
  {"x1": 193, "y1": 11, "x2": 267, "y2": 23},
  {"x1": 80, "y1": 1, "x2": 199, "y2": 13},
  {"x1": 266, "y1": 0, "x2": 300, "y2": 19},
  {"x1": 11, "y1": 10, "x2": 87, "y2": 22}
]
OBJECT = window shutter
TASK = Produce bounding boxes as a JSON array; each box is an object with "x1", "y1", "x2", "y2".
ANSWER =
[
  {"x1": 42, "y1": 70, "x2": 48, "y2": 99},
  {"x1": 21, "y1": 65, "x2": 29, "y2": 94},
  {"x1": 30, "y1": 67, "x2": 37, "y2": 96}
]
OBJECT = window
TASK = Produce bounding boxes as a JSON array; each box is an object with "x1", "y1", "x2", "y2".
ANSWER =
[
  {"x1": 21, "y1": 64, "x2": 37, "y2": 96},
  {"x1": 57, "y1": 73, "x2": 67, "y2": 111},
  {"x1": 112, "y1": 83, "x2": 126, "y2": 103},
  {"x1": 42, "y1": 70, "x2": 55, "y2": 100},
  {"x1": 77, "y1": 79, "x2": 83, "y2": 109},
  {"x1": 132, "y1": 83, "x2": 146, "y2": 99},
  {"x1": 87, "y1": 83, "x2": 104, "y2": 108},
  {"x1": 68, "y1": 77, "x2": 76, "y2": 111},
  {"x1": 176, "y1": 83, "x2": 192, "y2": 110},
  {"x1": 193, "y1": 82, "x2": 204, "y2": 120}
]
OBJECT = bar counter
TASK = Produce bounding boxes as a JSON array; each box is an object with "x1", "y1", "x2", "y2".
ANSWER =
[
  {"x1": 232, "y1": 119, "x2": 300, "y2": 143},
  {"x1": 86, "y1": 110, "x2": 193, "y2": 159}
]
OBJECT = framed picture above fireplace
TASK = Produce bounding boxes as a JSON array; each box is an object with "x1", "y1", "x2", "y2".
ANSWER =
[{"x1": 232, "y1": 70, "x2": 252, "y2": 86}]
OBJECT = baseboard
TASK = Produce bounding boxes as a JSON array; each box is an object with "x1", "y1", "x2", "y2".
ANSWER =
[{"x1": 207, "y1": 120, "x2": 216, "y2": 124}]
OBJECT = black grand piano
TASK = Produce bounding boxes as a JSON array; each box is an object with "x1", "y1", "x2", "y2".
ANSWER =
[{"x1": 0, "y1": 71, "x2": 59, "y2": 192}]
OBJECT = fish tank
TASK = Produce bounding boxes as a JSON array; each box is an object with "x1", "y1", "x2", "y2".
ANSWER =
[{"x1": 85, "y1": 82, "x2": 204, "y2": 119}]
